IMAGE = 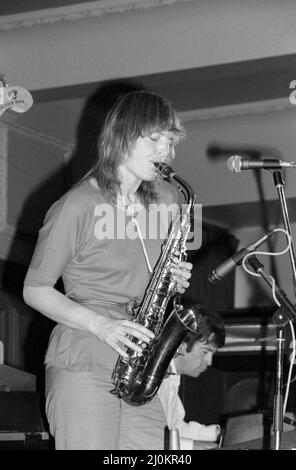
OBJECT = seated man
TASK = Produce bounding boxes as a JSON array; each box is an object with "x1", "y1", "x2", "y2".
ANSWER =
[{"x1": 158, "y1": 302, "x2": 226, "y2": 449}]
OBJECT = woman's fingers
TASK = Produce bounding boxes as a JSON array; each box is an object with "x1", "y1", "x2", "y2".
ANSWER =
[
  {"x1": 111, "y1": 341, "x2": 130, "y2": 359},
  {"x1": 103, "y1": 319, "x2": 154, "y2": 358},
  {"x1": 176, "y1": 286, "x2": 186, "y2": 294},
  {"x1": 170, "y1": 268, "x2": 191, "y2": 287},
  {"x1": 122, "y1": 320, "x2": 154, "y2": 341},
  {"x1": 169, "y1": 260, "x2": 193, "y2": 293}
]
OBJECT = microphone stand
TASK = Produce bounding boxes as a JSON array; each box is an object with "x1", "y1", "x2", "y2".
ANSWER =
[
  {"x1": 271, "y1": 170, "x2": 296, "y2": 300},
  {"x1": 246, "y1": 255, "x2": 296, "y2": 450}
]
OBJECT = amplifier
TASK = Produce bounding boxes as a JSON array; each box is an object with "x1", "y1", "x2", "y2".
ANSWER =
[{"x1": 0, "y1": 391, "x2": 52, "y2": 449}]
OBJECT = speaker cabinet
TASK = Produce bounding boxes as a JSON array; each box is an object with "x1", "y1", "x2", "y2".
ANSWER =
[{"x1": 0, "y1": 392, "x2": 52, "y2": 449}]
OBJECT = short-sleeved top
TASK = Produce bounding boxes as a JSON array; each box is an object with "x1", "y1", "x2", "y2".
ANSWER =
[{"x1": 24, "y1": 178, "x2": 179, "y2": 373}]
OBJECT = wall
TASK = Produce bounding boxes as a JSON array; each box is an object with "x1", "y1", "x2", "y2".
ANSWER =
[
  {"x1": 0, "y1": 121, "x2": 70, "y2": 372},
  {"x1": 176, "y1": 102, "x2": 296, "y2": 208},
  {"x1": 171, "y1": 101, "x2": 296, "y2": 309},
  {"x1": 1, "y1": 0, "x2": 296, "y2": 91},
  {"x1": 0, "y1": 121, "x2": 72, "y2": 262},
  {"x1": 5, "y1": 97, "x2": 296, "y2": 312},
  {"x1": 3, "y1": 94, "x2": 296, "y2": 329}
]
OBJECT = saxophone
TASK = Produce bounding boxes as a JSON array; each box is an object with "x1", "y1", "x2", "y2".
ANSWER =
[{"x1": 111, "y1": 163, "x2": 200, "y2": 406}]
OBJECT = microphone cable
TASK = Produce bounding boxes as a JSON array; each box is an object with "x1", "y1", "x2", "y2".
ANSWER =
[
  {"x1": 241, "y1": 228, "x2": 292, "y2": 307},
  {"x1": 240, "y1": 227, "x2": 295, "y2": 419}
]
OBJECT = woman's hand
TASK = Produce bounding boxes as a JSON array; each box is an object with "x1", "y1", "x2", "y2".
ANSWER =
[
  {"x1": 92, "y1": 316, "x2": 155, "y2": 358},
  {"x1": 23, "y1": 285, "x2": 154, "y2": 359},
  {"x1": 170, "y1": 253, "x2": 193, "y2": 294}
]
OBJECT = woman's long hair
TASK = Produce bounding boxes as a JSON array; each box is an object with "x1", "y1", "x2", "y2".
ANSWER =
[{"x1": 82, "y1": 90, "x2": 185, "y2": 206}]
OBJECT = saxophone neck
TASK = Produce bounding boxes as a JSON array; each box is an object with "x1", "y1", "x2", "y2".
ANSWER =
[{"x1": 155, "y1": 163, "x2": 195, "y2": 205}]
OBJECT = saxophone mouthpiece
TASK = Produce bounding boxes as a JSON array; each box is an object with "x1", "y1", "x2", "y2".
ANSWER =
[{"x1": 154, "y1": 162, "x2": 175, "y2": 178}]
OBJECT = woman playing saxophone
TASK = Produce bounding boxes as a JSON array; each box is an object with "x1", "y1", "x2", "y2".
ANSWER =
[{"x1": 23, "y1": 91, "x2": 193, "y2": 450}]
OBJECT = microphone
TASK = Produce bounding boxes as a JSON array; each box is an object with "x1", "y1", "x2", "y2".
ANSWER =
[
  {"x1": 208, "y1": 231, "x2": 274, "y2": 283},
  {"x1": 227, "y1": 155, "x2": 296, "y2": 173}
]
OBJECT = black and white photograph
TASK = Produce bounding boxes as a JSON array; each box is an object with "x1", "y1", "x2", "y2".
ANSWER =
[{"x1": 1, "y1": 0, "x2": 296, "y2": 455}]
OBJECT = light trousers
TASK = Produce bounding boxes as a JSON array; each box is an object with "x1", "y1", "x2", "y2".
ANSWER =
[{"x1": 45, "y1": 366, "x2": 166, "y2": 450}]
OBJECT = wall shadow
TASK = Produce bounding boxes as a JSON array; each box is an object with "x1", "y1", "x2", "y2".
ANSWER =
[{"x1": 0, "y1": 79, "x2": 147, "y2": 427}]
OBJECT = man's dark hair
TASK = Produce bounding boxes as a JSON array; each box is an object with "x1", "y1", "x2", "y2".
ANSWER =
[{"x1": 182, "y1": 301, "x2": 225, "y2": 352}]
